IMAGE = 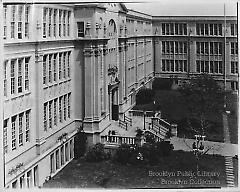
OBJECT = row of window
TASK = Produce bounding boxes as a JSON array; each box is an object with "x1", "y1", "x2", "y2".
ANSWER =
[
  {"x1": 43, "y1": 93, "x2": 71, "y2": 132},
  {"x1": 10, "y1": 165, "x2": 38, "y2": 189},
  {"x1": 196, "y1": 23, "x2": 222, "y2": 36},
  {"x1": 4, "y1": 57, "x2": 30, "y2": 97},
  {"x1": 162, "y1": 41, "x2": 187, "y2": 54},
  {"x1": 3, "y1": 110, "x2": 31, "y2": 153},
  {"x1": 162, "y1": 59, "x2": 188, "y2": 72},
  {"x1": 43, "y1": 51, "x2": 71, "y2": 85},
  {"x1": 196, "y1": 42, "x2": 222, "y2": 55},
  {"x1": 4, "y1": 5, "x2": 30, "y2": 40},
  {"x1": 43, "y1": 7, "x2": 71, "y2": 38},
  {"x1": 162, "y1": 23, "x2": 187, "y2": 36},
  {"x1": 50, "y1": 139, "x2": 74, "y2": 174},
  {"x1": 196, "y1": 60, "x2": 223, "y2": 74}
]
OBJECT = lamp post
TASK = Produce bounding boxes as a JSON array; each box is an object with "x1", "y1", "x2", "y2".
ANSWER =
[{"x1": 192, "y1": 134, "x2": 206, "y2": 171}]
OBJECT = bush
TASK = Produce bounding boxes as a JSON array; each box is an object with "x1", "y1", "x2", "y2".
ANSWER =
[
  {"x1": 136, "y1": 88, "x2": 155, "y2": 105},
  {"x1": 74, "y1": 129, "x2": 87, "y2": 158},
  {"x1": 84, "y1": 143, "x2": 109, "y2": 162},
  {"x1": 112, "y1": 144, "x2": 135, "y2": 165},
  {"x1": 152, "y1": 78, "x2": 173, "y2": 90}
]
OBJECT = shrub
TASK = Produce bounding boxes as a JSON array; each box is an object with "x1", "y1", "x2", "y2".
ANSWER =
[
  {"x1": 74, "y1": 129, "x2": 87, "y2": 158},
  {"x1": 136, "y1": 88, "x2": 155, "y2": 105},
  {"x1": 84, "y1": 143, "x2": 108, "y2": 162},
  {"x1": 152, "y1": 78, "x2": 173, "y2": 90},
  {"x1": 112, "y1": 144, "x2": 135, "y2": 165}
]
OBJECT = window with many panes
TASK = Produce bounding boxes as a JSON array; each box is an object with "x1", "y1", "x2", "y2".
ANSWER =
[
  {"x1": 54, "y1": 99, "x2": 57, "y2": 125},
  {"x1": 25, "y1": 6, "x2": 30, "y2": 38},
  {"x1": 63, "y1": 95, "x2": 67, "y2": 121},
  {"x1": 67, "y1": 52, "x2": 71, "y2": 78},
  {"x1": 63, "y1": 11, "x2": 66, "y2": 36},
  {"x1": 49, "y1": 101, "x2": 53, "y2": 129},
  {"x1": 48, "y1": 8, "x2": 52, "y2": 37},
  {"x1": 3, "y1": 5, "x2": 7, "y2": 39},
  {"x1": 11, "y1": 6, "x2": 16, "y2": 39},
  {"x1": 59, "y1": 53, "x2": 62, "y2": 80},
  {"x1": 63, "y1": 53, "x2": 66, "y2": 78},
  {"x1": 18, "y1": 59, "x2": 23, "y2": 93},
  {"x1": 53, "y1": 9, "x2": 57, "y2": 37},
  {"x1": 53, "y1": 54, "x2": 57, "y2": 81},
  {"x1": 19, "y1": 113, "x2": 23, "y2": 146},
  {"x1": 3, "y1": 119, "x2": 8, "y2": 153},
  {"x1": 26, "y1": 110, "x2": 30, "y2": 142},
  {"x1": 4, "y1": 61, "x2": 7, "y2": 96},
  {"x1": 25, "y1": 57, "x2": 30, "y2": 90},
  {"x1": 59, "y1": 10, "x2": 62, "y2": 37},
  {"x1": 59, "y1": 96, "x2": 63, "y2": 123},
  {"x1": 43, "y1": 8, "x2": 47, "y2": 38},
  {"x1": 44, "y1": 103, "x2": 48, "y2": 131},
  {"x1": 18, "y1": 6, "x2": 23, "y2": 39},
  {"x1": 231, "y1": 23, "x2": 237, "y2": 36},
  {"x1": 67, "y1": 11, "x2": 71, "y2": 36},
  {"x1": 11, "y1": 116, "x2": 17, "y2": 150},
  {"x1": 231, "y1": 42, "x2": 238, "y2": 55},
  {"x1": 49, "y1": 54, "x2": 52, "y2": 83},
  {"x1": 11, "y1": 60, "x2": 16, "y2": 94},
  {"x1": 43, "y1": 55, "x2": 47, "y2": 84},
  {"x1": 67, "y1": 93, "x2": 71, "y2": 118}
]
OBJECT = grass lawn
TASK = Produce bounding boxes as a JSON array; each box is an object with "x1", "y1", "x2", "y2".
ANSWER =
[
  {"x1": 43, "y1": 151, "x2": 228, "y2": 189},
  {"x1": 134, "y1": 90, "x2": 224, "y2": 142}
]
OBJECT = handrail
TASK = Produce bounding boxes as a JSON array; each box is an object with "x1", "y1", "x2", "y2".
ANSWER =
[
  {"x1": 124, "y1": 114, "x2": 132, "y2": 126},
  {"x1": 119, "y1": 119, "x2": 128, "y2": 130},
  {"x1": 101, "y1": 135, "x2": 135, "y2": 145}
]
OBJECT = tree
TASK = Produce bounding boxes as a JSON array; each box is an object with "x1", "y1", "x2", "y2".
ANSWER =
[{"x1": 179, "y1": 74, "x2": 226, "y2": 136}]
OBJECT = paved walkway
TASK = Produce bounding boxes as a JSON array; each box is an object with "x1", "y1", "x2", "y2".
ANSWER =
[{"x1": 170, "y1": 136, "x2": 238, "y2": 157}]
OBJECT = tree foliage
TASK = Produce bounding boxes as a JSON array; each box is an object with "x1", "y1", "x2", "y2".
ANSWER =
[{"x1": 179, "y1": 74, "x2": 226, "y2": 135}]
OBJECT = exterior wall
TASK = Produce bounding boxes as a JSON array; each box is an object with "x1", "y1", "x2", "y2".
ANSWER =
[{"x1": 153, "y1": 16, "x2": 238, "y2": 92}]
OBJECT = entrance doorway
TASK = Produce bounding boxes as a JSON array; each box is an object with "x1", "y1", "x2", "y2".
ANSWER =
[{"x1": 111, "y1": 88, "x2": 119, "y2": 120}]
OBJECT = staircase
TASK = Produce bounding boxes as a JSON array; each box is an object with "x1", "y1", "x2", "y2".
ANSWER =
[
  {"x1": 225, "y1": 156, "x2": 235, "y2": 187},
  {"x1": 100, "y1": 110, "x2": 174, "y2": 148}
]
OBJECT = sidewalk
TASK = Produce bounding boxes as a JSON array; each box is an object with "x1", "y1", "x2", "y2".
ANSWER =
[{"x1": 170, "y1": 136, "x2": 238, "y2": 157}]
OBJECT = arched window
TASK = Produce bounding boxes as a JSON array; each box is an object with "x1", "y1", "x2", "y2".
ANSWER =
[{"x1": 108, "y1": 19, "x2": 117, "y2": 37}]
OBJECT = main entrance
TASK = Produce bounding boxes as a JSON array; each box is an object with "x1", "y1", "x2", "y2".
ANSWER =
[{"x1": 111, "y1": 88, "x2": 119, "y2": 120}]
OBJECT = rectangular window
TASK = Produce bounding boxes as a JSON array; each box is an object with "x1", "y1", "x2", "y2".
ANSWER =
[
  {"x1": 205, "y1": 24, "x2": 209, "y2": 36},
  {"x1": 70, "y1": 139, "x2": 73, "y2": 159},
  {"x1": 214, "y1": 24, "x2": 218, "y2": 36},
  {"x1": 60, "y1": 146, "x2": 64, "y2": 166},
  {"x1": 26, "y1": 110, "x2": 30, "y2": 142},
  {"x1": 19, "y1": 113, "x2": 23, "y2": 146},
  {"x1": 3, "y1": 119, "x2": 8, "y2": 154},
  {"x1": 67, "y1": 52, "x2": 71, "y2": 78},
  {"x1": 49, "y1": 54, "x2": 52, "y2": 83},
  {"x1": 18, "y1": 6, "x2": 23, "y2": 39},
  {"x1": 11, "y1": 6, "x2": 16, "y2": 38},
  {"x1": 67, "y1": 11, "x2": 71, "y2": 36},
  {"x1": 63, "y1": 53, "x2": 66, "y2": 78},
  {"x1": 11, "y1": 60, "x2": 16, "y2": 94},
  {"x1": 53, "y1": 54, "x2": 57, "y2": 81},
  {"x1": 43, "y1": 8, "x2": 47, "y2": 38},
  {"x1": 218, "y1": 24, "x2": 222, "y2": 36},
  {"x1": 59, "y1": 10, "x2": 62, "y2": 37},
  {"x1": 50, "y1": 153, "x2": 55, "y2": 174},
  {"x1": 65, "y1": 143, "x2": 69, "y2": 162},
  {"x1": 3, "y1": 5, "x2": 7, "y2": 39},
  {"x1": 26, "y1": 170, "x2": 32, "y2": 188},
  {"x1": 4, "y1": 61, "x2": 7, "y2": 96},
  {"x1": 48, "y1": 8, "x2": 52, "y2": 37},
  {"x1": 210, "y1": 61, "x2": 214, "y2": 73},
  {"x1": 59, "y1": 96, "x2": 62, "y2": 123},
  {"x1": 49, "y1": 101, "x2": 53, "y2": 129},
  {"x1": 59, "y1": 53, "x2": 62, "y2": 80},
  {"x1": 25, "y1": 57, "x2": 30, "y2": 90},
  {"x1": 63, "y1": 95, "x2": 67, "y2": 121},
  {"x1": 214, "y1": 61, "x2": 219, "y2": 73},
  {"x1": 11, "y1": 116, "x2": 17, "y2": 150},
  {"x1": 18, "y1": 59, "x2": 23, "y2": 93},
  {"x1": 56, "y1": 149, "x2": 60, "y2": 170},
  {"x1": 162, "y1": 23, "x2": 165, "y2": 35},
  {"x1": 196, "y1": 60, "x2": 200, "y2": 72},
  {"x1": 25, "y1": 6, "x2": 30, "y2": 38},
  {"x1": 196, "y1": 23, "x2": 200, "y2": 35},
  {"x1": 231, "y1": 23, "x2": 237, "y2": 36},
  {"x1": 43, "y1": 55, "x2": 47, "y2": 84},
  {"x1": 53, "y1": 9, "x2": 57, "y2": 37},
  {"x1": 54, "y1": 99, "x2": 57, "y2": 125},
  {"x1": 63, "y1": 11, "x2": 66, "y2": 36},
  {"x1": 67, "y1": 93, "x2": 71, "y2": 118},
  {"x1": 210, "y1": 24, "x2": 213, "y2": 36},
  {"x1": 77, "y1": 22, "x2": 84, "y2": 37},
  {"x1": 219, "y1": 61, "x2": 223, "y2": 74},
  {"x1": 44, "y1": 103, "x2": 48, "y2": 131}
]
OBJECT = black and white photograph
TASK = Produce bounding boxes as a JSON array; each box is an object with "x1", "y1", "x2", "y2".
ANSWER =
[{"x1": 0, "y1": 0, "x2": 239, "y2": 190}]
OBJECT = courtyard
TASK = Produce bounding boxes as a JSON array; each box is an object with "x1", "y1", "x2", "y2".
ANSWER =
[{"x1": 43, "y1": 150, "x2": 238, "y2": 188}]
